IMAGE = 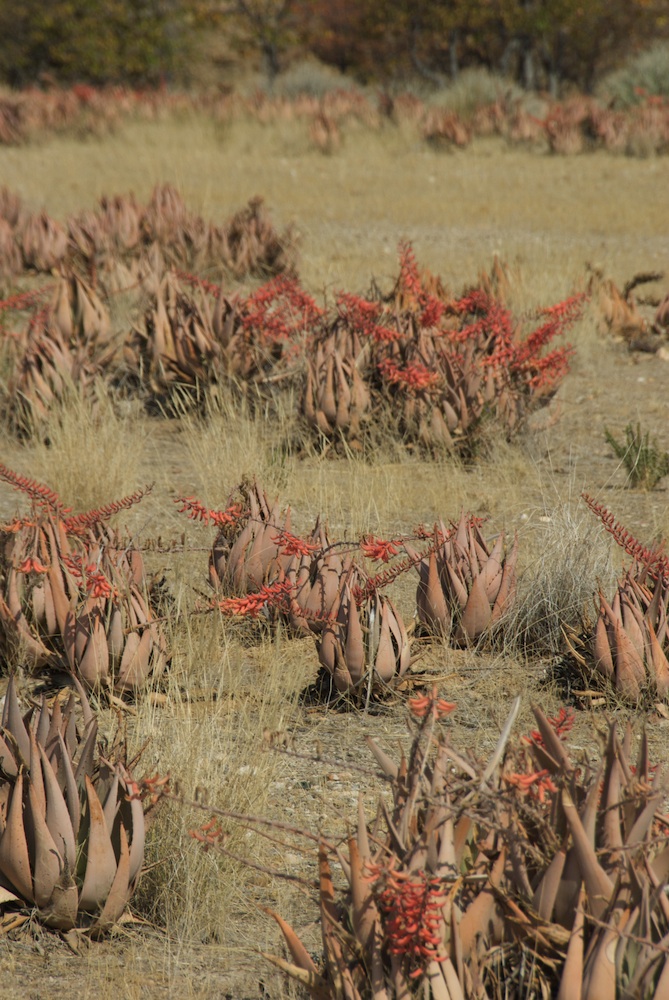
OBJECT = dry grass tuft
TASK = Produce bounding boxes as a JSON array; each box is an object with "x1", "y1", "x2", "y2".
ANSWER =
[{"x1": 26, "y1": 381, "x2": 146, "y2": 512}]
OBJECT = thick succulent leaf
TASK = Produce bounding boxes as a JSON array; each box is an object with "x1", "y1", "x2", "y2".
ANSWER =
[
  {"x1": 561, "y1": 787, "x2": 613, "y2": 921},
  {"x1": 56, "y1": 733, "x2": 81, "y2": 837},
  {"x1": 373, "y1": 602, "x2": 397, "y2": 682},
  {"x1": 264, "y1": 906, "x2": 321, "y2": 977},
  {"x1": 349, "y1": 836, "x2": 380, "y2": 957},
  {"x1": 459, "y1": 848, "x2": 506, "y2": 959},
  {"x1": 27, "y1": 780, "x2": 61, "y2": 909},
  {"x1": 532, "y1": 845, "x2": 568, "y2": 922},
  {"x1": 3, "y1": 675, "x2": 30, "y2": 764},
  {"x1": 418, "y1": 551, "x2": 450, "y2": 633},
  {"x1": 457, "y1": 572, "x2": 492, "y2": 642},
  {"x1": 91, "y1": 823, "x2": 131, "y2": 934},
  {"x1": 74, "y1": 720, "x2": 98, "y2": 786},
  {"x1": 366, "y1": 737, "x2": 399, "y2": 780},
  {"x1": 261, "y1": 952, "x2": 330, "y2": 1000},
  {"x1": 39, "y1": 744, "x2": 76, "y2": 870},
  {"x1": 556, "y1": 888, "x2": 585, "y2": 1000},
  {"x1": 78, "y1": 775, "x2": 118, "y2": 913},
  {"x1": 0, "y1": 772, "x2": 34, "y2": 902},
  {"x1": 116, "y1": 628, "x2": 153, "y2": 692}
]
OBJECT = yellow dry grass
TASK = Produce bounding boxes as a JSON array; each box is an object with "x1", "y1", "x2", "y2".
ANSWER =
[{"x1": 1, "y1": 116, "x2": 669, "y2": 997}]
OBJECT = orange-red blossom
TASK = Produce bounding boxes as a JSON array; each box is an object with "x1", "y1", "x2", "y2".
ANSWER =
[
  {"x1": 189, "y1": 816, "x2": 227, "y2": 850},
  {"x1": 367, "y1": 861, "x2": 447, "y2": 976},
  {"x1": 127, "y1": 772, "x2": 171, "y2": 807},
  {"x1": 215, "y1": 579, "x2": 293, "y2": 618},
  {"x1": 408, "y1": 684, "x2": 456, "y2": 721},
  {"x1": 360, "y1": 535, "x2": 402, "y2": 563},
  {"x1": 504, "y1": 768, "x2": 557, "y2": 804},
  {"x1": 523, "y1": 706, "x2": 574, "y2": 747},
  {"x1": 15, "y1": 556, "x2": 49, "y2": 574}
]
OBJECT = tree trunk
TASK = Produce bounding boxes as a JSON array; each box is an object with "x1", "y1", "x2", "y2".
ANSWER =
[
  {"x1": 261, "y1": 39, "x2": 280, "y2": 87},
  {"x1": 449, "y1": 30, "x2": 459, "y2": 80},
  {"x1": 522, "y1": 38, "x2": 535, "y2": 91}
]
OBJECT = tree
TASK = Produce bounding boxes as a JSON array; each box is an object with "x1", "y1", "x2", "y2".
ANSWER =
[{"x1": 0, "y1": 0, "x2": 191, "y2": 87}]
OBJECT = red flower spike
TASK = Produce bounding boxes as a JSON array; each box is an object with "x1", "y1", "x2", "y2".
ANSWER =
[
  {"x1": 408, "y1": 685, "x2": 456, "y2": 720},
  {"x1": 504, "y1": 768, "x2": 557, "y2": 804},
  {"x1": 15, "y1": 557, "x2": 49, "y2": 575},
  {"x1": 523, "y1": 707, "x2": 575, "y2": 747},
  {"x1": 0, "y1": 464, "x2": 69, "y2": 515},
  {"x1": 368, "y1": 862, "x2": 447, "y2": 973},
  {"x1": 271, "y1": 529, "x2": 319, "y2": 559},
  {"x1": 582, "y1": 493, "x2": 669, "y2": 584},
  {"x1": 360, "y1": 536, "x2": 402, "y2": 563},
  {"x1": 175, "y1": 496, "x2": 245, "y2": 528},
  {"x1": 215, "y1": 579, "x2": 293, "y2": 618}
]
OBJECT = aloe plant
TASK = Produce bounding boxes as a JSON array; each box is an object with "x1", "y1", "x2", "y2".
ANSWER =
[{"x1": 0, "y1": 676, "x2": 144, "y2": 933}]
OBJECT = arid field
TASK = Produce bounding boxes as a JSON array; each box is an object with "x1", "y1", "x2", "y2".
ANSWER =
[{"x1": 1, "y1": 110, "x2": 669, "y2": 998}]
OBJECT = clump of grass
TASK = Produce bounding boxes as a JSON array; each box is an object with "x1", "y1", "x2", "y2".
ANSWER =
[
  {"x1": 27, "y1": 380, "x2": 146, "y2": 513},
  {"x1": 605, "y1": 421, "x2": 669, "y2": 490},
  {"x1": 505, "y1": 499, "x2": 615, "y2": 660}
]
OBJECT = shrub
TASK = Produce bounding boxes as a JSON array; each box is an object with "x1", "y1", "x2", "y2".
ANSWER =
[{"x1": 598, "y1": 43, "x2": 669, "y2": 108}]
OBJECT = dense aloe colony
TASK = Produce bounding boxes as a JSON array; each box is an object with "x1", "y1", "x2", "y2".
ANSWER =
[
  {"x1": 2, "y1": 85, "x2": 669, "y2": 157},
  {"x1": 186, "y1": 698, "x2": 669, "y2": 999},
  {"x1": 2, "y1": 172, "x2": 669, "y2": 996},
  {"x1": 1, "y1": 189, "x2": 584, "y2": 452}
]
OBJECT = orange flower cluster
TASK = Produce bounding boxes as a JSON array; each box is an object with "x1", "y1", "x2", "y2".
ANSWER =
[
  {"x1": 242, "y1": 275, "x2": 323, "y2": 343},
  {"x1": 175, "y1": 496, "x2": 244, "y2": 528},
  {"x1": 336, "y1": 292, "x2": 398, "y2": 343},
  {"x1": 189, "y1": 816, "x2": 227, "y2": 850},
  {"x1": 408, "y1": 685, "x2": 456, "y2": 720},
  {"x1": 524, "y1": 706, "x2": 574, "y2": 747},
  {"x1": 15, "y1": 556, "x2": 49, "y2": 574},
  {"x1": 378, "y1": 357, "x2": 440, "y2": 392},
  {"x1": 270, "y1": 528, "x2": 319, "y2": 558},
  {"x1": 504, "y1": 768, "x2": 557, "y2": 804},
  {"x1": 62, "y1": 553, "x2": 114, "y2": 599},
  {"x1": 215, "y1": 579, "x2": 292, "y2": 618},
  {"x1": 368, "y1": 862, "x2": 447, "y2": 975},
  {"x1": 128, "y1": 772, "x2": 171, "y2": 807},
  {"x1": 360, "y1": 535, "x2": 402, "y2": 563}
]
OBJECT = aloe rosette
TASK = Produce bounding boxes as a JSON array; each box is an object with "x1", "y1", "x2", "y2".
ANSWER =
[{"x1": 0, "y1": 677, "x2": 144, "y2": 932}]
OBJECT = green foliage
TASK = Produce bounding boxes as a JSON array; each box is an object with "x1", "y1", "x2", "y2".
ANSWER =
[
  {"x1": 605, "y1": 421, "x2": 669, "y2": 490},
  {"x1": 0, "y1": 0, "x2": 192, "y2": 86},
  {"x1": 598, "y1": 43, "x2": 669, "y2": 107},
  {"x1": 426, "y1": 68, "x2": 524, "y2": 118}
]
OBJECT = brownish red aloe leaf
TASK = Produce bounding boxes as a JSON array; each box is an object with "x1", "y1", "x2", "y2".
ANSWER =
[
  {"x1": 532, "y1": 843, "x2": 568, "y2": 921},
  {"x1": 27, "y1": 779, "x2": 61, "y2": 909},
  {"x1": 349, "y1": 836, "x2": 380, "y2": 957},
  {"x1": 561, "y1": 787, "x2": 613, "y2": 921},
  {"x1": 457, "y1": 572, "x2": 491, "y2": 643},
  {"x1": 529, "y1": 704, "x2": 573, "y2": 774},
  {"x1": 0, "y1": 772, "x2": 34, "y2": 902},
  {"x1": 260, "y1": 952, "x2": 330, "y2": 1000},
  {"x1": 459, "y1": 847, "x2": 507, "y2": 959},
  {"x1": 92, "y1": 823, "x2": 131, "y2": 935},
  {"x1": 78, "y1": 775, "x2": 117, "y2": 913},
  {"x1": 264, "y1": 906, "x2": 321, "y2": 977},
  {"x1": 319, "y1": 843, "x2": 362, "y2": 1000},
  {"x1": 366, "y1": 737, "x2": 399, "y2": 781},
  {"x1": 556, "y1": 887, "x2": 585, "y2": 1000},
  {"x1": 39, "y1": 743, "x2": 76, "y2": 869}
]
